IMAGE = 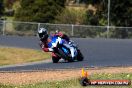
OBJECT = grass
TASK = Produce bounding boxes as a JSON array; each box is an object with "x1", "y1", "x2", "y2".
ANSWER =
[
  {"x1": 0, "y1": 46, "x2": 51, "y2": 66},
  {"x1": 0, "y1": 73, "x2": 131, "y2": 88}
]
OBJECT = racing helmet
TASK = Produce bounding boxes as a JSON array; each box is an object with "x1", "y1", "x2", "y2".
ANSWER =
[{"x1": 38, "y1": 28, "x2": 48, "y2": 41}]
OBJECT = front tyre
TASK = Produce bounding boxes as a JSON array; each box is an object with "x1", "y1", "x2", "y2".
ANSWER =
[
  {"x1": 67, "y1": 57, "x2": 74, "y2": 62},
  {"x1": 52, "y1": 56, "x2": 60, "y2": 63},
  {"x1": 77, "y1": 50, "x2": 84, "y2": 61}
]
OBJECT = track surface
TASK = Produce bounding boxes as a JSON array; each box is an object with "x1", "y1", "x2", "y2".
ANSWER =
[{"x1": 0, "y1": 35, "x2": 132, "y2": 71}]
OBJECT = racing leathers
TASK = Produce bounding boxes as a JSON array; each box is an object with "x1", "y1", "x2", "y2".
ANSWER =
[{"x1": 39, "y1": 32, "x2": 76, "y2": 59}]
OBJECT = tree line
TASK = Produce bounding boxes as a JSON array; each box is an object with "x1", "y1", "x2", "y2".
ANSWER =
[{"x1": 0, "y1": 0, "x2": 132, "y2": 27}]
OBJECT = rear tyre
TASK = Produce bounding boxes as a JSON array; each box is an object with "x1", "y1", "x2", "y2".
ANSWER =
[
  {"x1": 77, "y1": 50, "x2": 84, "y2": 61},
  {"x1": 52, "y1": 56, "x2": 60, "y2": 63}
]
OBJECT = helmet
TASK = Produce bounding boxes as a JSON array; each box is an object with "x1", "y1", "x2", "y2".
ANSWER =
[{"x1": 38, "y1": 28, "x2": 48, "y2": 41}]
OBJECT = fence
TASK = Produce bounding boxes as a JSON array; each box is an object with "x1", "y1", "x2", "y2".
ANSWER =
[{"x1": 0, "y1": 20, "x2": 132, "y2": 39}]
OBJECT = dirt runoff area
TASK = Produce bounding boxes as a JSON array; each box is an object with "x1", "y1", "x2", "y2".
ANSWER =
[{"x1": 0, "y1": 66, "x2": 132, "y2": 85}]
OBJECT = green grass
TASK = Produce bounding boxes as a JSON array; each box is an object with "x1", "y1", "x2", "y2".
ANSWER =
[
  {"x1": 0, "y1": 73, "x2": 131, "y2": 88},
  {"x1": 0, "y1": 46, "x2": 51, "y2": 66}
]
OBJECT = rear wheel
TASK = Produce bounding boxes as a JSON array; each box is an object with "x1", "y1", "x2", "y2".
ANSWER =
[
  {"x1": 77, "y1": 50, "x2": 84, "y2": 61},
  {"x1": 52, "y1": 56, "x2": 60, "y2": 63}
]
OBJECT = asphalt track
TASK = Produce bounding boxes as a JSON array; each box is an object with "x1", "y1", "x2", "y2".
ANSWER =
[{"x1": 0, "y1": 35, "x2": 132, "y2": 71}]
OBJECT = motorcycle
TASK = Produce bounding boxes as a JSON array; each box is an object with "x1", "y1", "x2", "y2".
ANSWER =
[{"x1": 48, "y1": 35, "x2": 84, "y2": 63}]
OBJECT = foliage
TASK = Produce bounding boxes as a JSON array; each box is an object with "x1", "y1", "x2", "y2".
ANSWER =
[
  {"x1": 110, "y1": 0, "x2": 132, "y2": 27},
  {"x1": 108, "y1": 0, "x2": 132, "y2": 38},
  {"x1": 3, "y1": 0, "x2": 20, "y2": 16},
  {"x1": 0, "y1": 0, "x2": 4, "y2": 17},
  {"x1": 3, "y1": 0, "x2": 132, "y2": 27},
  {"x1": 80, "y1": 0, "x2": 131, "y2": 38},
  {"x1": 85, "y1": 10, "x2": 99, "y2": 25},
  {"x1": 80, "y1": 0, "x2": 132, "y2": 27},
  {"x1": 55, "y1": 8, "x2": 86, "y2": 24},
  {"x1": 14, "y1": 0, "x2": 66, "y2": 23},
  {"x1": 13, "y1": 0, "x2": 66, "y2": 32},
  {"x1": 1, "y1": 0, "x2": 132, "y2": 38},
  {"x1": 4, "y1": 0, "x2": 17, "y2": 9},
  {"x1": 83, "y1": 0, "x2": 107, "y2": 26}
]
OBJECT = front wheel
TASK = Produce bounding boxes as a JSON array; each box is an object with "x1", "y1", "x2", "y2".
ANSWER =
[
  {"x1": 77, "y1": 50, "x2": 84, "y2": 61},
  {"x1": 67, "y1": 57, "x2": 74, "y2": 62},
  {"x1": 52, "y1": 56, "x2": 60, "y2": 63}
]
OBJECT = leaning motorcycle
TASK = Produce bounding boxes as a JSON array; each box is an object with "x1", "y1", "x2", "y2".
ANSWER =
[{"x1": 48, "y1": 35, "x2": 84, "y2": 63}]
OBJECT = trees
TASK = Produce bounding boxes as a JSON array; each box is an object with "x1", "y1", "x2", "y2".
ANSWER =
[
  {"x1": 109, "y1": 0, "x2": 132, "y2": 38},
  {"x1": 4, "y1": 0, "x2": 16, "y2": 9},
  {"x1": 83, "y1": 0, "x2": 132, "y2": 26},
  {"x1": 0, "y1": 0, "x2": 4, "y2": 18},
  {"x1": 55, "y1": 8, "x2": 86, "y2": 24},
  {"x1": 83, "y1": 0, "x2": 107, "y2": 26},
  {"x1": 14, "y1": 0, "x2": 66, "y2": 23},
  {"x1": 110, "y1": 0, "x2": 132, "y2": 27}
]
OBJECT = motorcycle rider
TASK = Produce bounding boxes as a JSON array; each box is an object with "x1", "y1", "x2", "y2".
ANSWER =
[{"x1": 38, "y1": 27, "x2": 76, "y2": 60}]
